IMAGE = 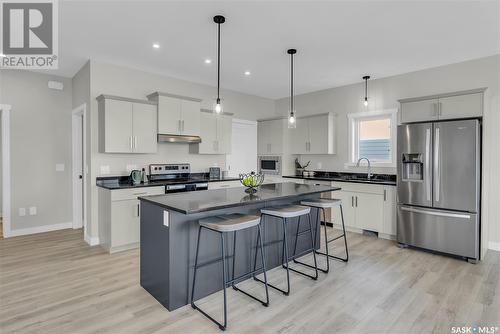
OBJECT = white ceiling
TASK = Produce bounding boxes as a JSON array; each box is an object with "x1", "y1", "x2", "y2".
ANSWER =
[{"x1": 57, "y1": 1, "x2": 500, "y2": 99}]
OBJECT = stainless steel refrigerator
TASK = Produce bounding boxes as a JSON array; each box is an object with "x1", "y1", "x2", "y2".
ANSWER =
[{"x1": 397, "y1": 119, "x2": 480, "y2": 262}]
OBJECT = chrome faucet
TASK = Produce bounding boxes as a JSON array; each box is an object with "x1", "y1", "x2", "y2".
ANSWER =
[{"x1": 356, "y1": 157, "x2": 372, "y2": 179}]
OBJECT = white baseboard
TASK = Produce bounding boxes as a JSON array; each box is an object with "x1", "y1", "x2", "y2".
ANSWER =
[
  {"x1": 9, "y1": 222, "x2": 73, "y2": 237},
  {"x1": 488, "y1": 242, "x2": 500, "y2": 251},
  {"x1": 84, "y1": 234, "x2": 100, "y2": 246}
]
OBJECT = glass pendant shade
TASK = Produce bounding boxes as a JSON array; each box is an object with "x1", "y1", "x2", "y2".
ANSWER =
[
  {"x1": 213, "y1": 98, "x2": 223, "y2": 114},
  {"x1": 288, "y1": 111, "x2": 296, "y2": 128},
  {"x1": 364, "y1": 97, "x2": 368, "y2": 107}
]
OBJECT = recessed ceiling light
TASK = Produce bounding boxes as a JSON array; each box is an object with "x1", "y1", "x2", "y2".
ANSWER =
[
  {"x1": 204, "y1": 59, "x2": 212, "y2": 64},
  {"x1": 152, "y1": 43, "x2": 160, "y2": 49},
  {"x1": 244, "y1": 71, "x2": 251, "y2": 76}
]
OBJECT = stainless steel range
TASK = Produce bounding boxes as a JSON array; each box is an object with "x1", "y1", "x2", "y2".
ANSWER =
[{"x1": 149, "y1": 163, "x2": 208, "y2": 193}]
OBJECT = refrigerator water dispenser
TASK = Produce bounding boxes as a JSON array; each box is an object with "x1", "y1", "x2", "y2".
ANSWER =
[{"x1": 401, "y1": 153, "x2": 423, "y2": 181}]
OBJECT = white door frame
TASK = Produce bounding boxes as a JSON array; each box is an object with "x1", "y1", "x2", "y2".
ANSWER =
[
  {"x1": 1, "y1": 104, "x2": 12, "y2": 238},
  {"x1": 71, "y1": 104, "x2": 87, "y2": 239}
]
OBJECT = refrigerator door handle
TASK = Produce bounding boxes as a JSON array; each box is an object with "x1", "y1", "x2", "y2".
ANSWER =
[
  {"x1": 434, "y1": 127, "x2": 440, "y2": 203},
  {"x1": 400, "y1": 206, "x2": 471, "y2": 219},
  {"x1": 425, "y1": 128, "x2": 431, "y2": 201}
]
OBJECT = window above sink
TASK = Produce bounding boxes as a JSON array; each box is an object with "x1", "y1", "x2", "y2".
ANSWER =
[{"x1": 347, "y1": 109, "x2": 397, "y2": 167}]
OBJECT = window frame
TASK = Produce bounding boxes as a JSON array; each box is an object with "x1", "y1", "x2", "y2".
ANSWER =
[{"x1": 346, "y1": 109, "x2": 398, "y2": 167}]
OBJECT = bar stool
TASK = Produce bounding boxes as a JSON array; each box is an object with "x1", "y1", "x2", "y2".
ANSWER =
[
  {"x1": 191, "y1": 213, "x2": 269, "y2": 331},
  {"x1": 254, "y1": 205, "x2": 318, "y2": 296},
  {"x1": 299, "y1": 198, "x2": 349, "y2": 273}
]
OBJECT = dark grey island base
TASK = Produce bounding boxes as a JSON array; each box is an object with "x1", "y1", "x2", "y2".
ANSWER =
[{"x1": 139, "y1": 183, "x2": 340, "y2": 311}]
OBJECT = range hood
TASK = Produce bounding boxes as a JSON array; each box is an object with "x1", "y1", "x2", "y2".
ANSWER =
[{"x1": 157, "y1": 134, "x2": 202, "y2": 144}]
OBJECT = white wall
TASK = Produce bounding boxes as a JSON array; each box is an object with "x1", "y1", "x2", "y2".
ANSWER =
[
  {"x1": 275, "y1": 55, "x2": 500, "y2": 248},
  {"x1": 86, "y1": 60, "x2": 276, "y2": 239},
  {"x1": 0, "y1": 70, "x2": 73, "y2": 231}
]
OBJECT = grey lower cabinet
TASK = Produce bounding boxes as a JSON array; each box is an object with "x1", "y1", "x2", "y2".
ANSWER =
[
  {"x1": 98, "y1": 186, "x2": 164, "y2": 253},
  {"x1": 399, "y1": 89, "x2": 484, "y2": 124},
  {"x1": 97, "y1": 95, "x2": 158, "y2": 153}
]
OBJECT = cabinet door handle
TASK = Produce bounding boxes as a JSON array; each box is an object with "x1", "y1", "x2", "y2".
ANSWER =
[
  {"x1": 351, "y1": 196, "x2": 354, "y2": 207},
  {"x1": 438, "y1": 102, "x2": 442, "y2": 116},
  {"x1": 384, "y1": 189, "x2": 387, "y2": 201},
  {"x1": 355, "y1": 196, "x2": 358, "y2": 207},
  {"x1": 137, "y1": 203, "x2": 140, "y2": 217},
  {"x1": 134, "y1": 136, "x2": 137, "y2": 150},
  {"x1": 182, "y1": 120, "x2": 185, "y2": 132},
  {"x1": 433, "y1": 103, "x2": 438, "y2": 117}
]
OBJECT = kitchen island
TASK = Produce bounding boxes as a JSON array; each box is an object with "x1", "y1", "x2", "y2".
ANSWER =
[{"x1": 138, "y1": 182, "x2": 340, "y2": 311}]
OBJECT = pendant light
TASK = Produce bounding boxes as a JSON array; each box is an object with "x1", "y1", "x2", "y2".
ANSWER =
[
  {"x1": 213, "y1": 15, "x2": 225, "y2": 114},
  {"x1": 362, "y1": 75, "x2": 370, "y2": 107},
  {"x1": 287, "y1": 48, "x2": 297, "y2": 128}
]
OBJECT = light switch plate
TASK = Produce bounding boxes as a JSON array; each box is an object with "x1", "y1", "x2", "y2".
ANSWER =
[
  {"x1": 29, "y1": 207, "x2": 37, "y2": 215},
  {"x1": 19, "y1": 208, "x2": 26, "y2": 216},
  {"x1": 55, "y1": 163, "x2": 65, "y2": 172}
]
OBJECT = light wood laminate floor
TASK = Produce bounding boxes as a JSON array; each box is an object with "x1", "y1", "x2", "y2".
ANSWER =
[{"x1": 1, "y1": 228, "x2": 499, "y2": 334}]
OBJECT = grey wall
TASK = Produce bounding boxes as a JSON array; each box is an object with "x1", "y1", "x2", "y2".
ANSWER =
[
  {"x1": 275, "y1": 55, "x2": 500, "y2": 247},
  {"x1": 86, "y1": 60, "x2": 276, "y2": 239},
  {"x1": 0, "y1": 70, "x2": 73, "y2": 231}
]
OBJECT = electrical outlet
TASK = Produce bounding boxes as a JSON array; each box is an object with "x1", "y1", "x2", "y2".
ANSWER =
[
  {"x1": 29, "y1": 207, "x2": 37, "y2": 215},
  {"x1": 19, "y1": 208, "x2": 26, "y2": 216}
]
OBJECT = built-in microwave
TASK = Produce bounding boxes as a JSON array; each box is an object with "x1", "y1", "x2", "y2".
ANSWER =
[{"x1": 258, "y1": 156, "x2": 281, "y2": 175}]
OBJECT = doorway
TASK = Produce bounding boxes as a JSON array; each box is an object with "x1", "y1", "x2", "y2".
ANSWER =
[
  {"x1": 226, "y1": 119, "x2": 257, "y2": 176},
  {"x1": 72, "y1": 104, "x2": 87, "y2": 240}
]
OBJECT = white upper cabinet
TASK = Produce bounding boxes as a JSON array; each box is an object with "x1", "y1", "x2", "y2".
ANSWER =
[
  {"x1": 289, "y1": 113, "x2": 336, "y2": 155},
  {"x1": 147, "y1": 92, "x2": 201, "y2": 136},
  {"x1": 98, "y1": 95, "x2": 158, "y2": 154},
  {"x1": 400, "y1": 98, "x2": 439, "y2": 123},
  {"x1": 180, "y1": 99, "x2": 201, "y2": 136},
  {"x1": 132, "y1": 103, "x2": 157, "y2": 153},
  {"x1": 190, "y1": 112, "x2": 232, "y2": 154},
  {"x1": 400, "y1": 89, "x2": 485, "y2": 124},
  {"x1": 438, "y1": 93, "x2": 483, "y2": 120},
  {"x1": 257, "y1": 119, "x2": 284, "y2": 154}
]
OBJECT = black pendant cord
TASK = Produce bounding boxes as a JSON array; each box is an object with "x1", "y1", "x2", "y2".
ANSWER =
[
  {"x1": 363, "y1": 75, "x2": 370, "y2": 101},
  {"x1": 364, "y1": 79, "x2": 367, "y2": 100},
  {"x1": 217, "y1": 21, "x2": 221, "y2": 103},
  {"x1": 290, "y1": 52, "x2": 293, "y2": 114}
]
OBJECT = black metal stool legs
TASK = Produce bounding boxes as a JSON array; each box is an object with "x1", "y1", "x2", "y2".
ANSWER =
[
  {"x1": 232, "y1": 224, "x2": 270, "y2": 306},
  {"x1": 291, "y1": 213, "x2": 320, "y2": 278},
  {"x1": 314, "y1": 206, "x2": 349, "y2": 270},
  {"x1": 191, "y1": 223, "x2": 269, "y2": 331},
  {"x1": 254, "y1": 216, "x2": 291, "y2": 295},
  {"x1": 191, "y1": 226, "x2": 227, "y2": 330}
]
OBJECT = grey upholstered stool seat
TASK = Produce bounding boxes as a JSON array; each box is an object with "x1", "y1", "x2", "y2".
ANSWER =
[
  {"x1": 300, "y1": 198, "x2": 342, "y2": 208},
  {"x1": 260, "y1": 205, "x2": 310, "y2": 218},
  {"x1": 199, "y1": 214, "x2": 261, "y2": 232}
]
